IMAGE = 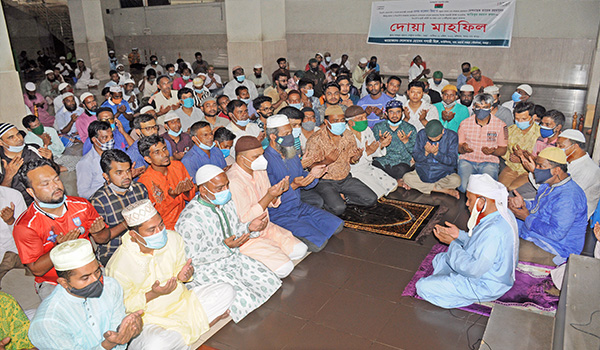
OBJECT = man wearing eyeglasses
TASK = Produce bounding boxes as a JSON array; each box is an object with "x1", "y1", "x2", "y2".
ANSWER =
[{"x1": 126, "y1": 114, "x2": 173, "y2": 169}]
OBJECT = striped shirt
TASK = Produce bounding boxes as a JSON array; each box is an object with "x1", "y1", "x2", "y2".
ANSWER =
[{"x1": 458, "y1": 115, "x2": 507, "y2": 164}]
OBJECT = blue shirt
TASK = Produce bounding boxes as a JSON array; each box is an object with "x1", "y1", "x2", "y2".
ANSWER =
[
  {"x1": 100, "y1": 99, "x2": 133, "y2": 133},
  {"x1": 82, "y1": 128, "x2": 129, "y2": 155},
  {"x1": 182, "y1": 144, "x2": 227, "y2": 183},
  {"x1": 29, "y1": 276, "x2": 127, "y2": 350},
  {"x1": 520, "y1": 177, "x2": 587, "y2": 258},
  {"x1": 433, "y1": 102, "x2": 470, "y2": 133},
  {"x1": 456, "y1": 73, "x2": 469, "y2": 90},
  {"x1": 126, "y1": 137, "x2": 173, "y2": 168},
  {"x1": 357, "y1": 93, "x2": 393, "y2": 128},
  {"x1": 76, "y1": 148, "x2": 105, "y2": 199},
  {"x1": 413, "y1": 129, "x2": 458, "y2": 183}
]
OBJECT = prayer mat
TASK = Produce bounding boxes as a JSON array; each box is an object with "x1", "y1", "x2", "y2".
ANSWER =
[
  {"x1": 402, "y1": 243, "x2": 559, "y2": 317},
  {"x1": 342, "y1": 198, "x2": 446, "y2": 241}
]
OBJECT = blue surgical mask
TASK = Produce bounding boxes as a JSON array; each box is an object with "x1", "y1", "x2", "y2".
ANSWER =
[
  {"x1": 86, "y1": 109, "x2": 96, "y2": 116},
  {"x1": 305, "y1": 89, "x2": 314, "y2": 98},
  {"x1": 516, "y1": 120, "x2": 531, "y2": 130},
  {"x1": 235, "y1": 118, "x2": 249, "y2": 127},
  {"x1": 37, "y1": 195, "x2": 66, "y2": 209},
  {"x1": 182, "y1": 75, "x2": 190, "y2": 80},
  {"x1": 534, "y1": 168, "x2": 553, "y2": 184},
  {"x1": 199, "y1": 141, "x2": 215, "y2": 150},
  {"x1": 290, "y1": 103, "x2": 303, "y2": 110},
  {"x1": 183, "y1": 97, "x2": 195, "y2": 108},
  {"x1": 236, "y1": 75, "x2": 245, "y2": 83},
  {"x1": 539, "y1": 126, "x2": 555, "y2": 138},
  {"x1": 205, "y1": 186, "x2": 232, "y2": 206},
  {"x1": 328, "y1": 121, "x2": 346, "y2": 136},
  {"x1": 195, "y1": 88, "x2": 204, "y2": 94},
  {"x1": 241, "y1": 98, "x2": 251, "y2": 105},
  {"x1": 474, "y1": 108, "x2": 491, "y2": 120},
  {"x1": 6, "y1": 144, "x2": 25, "y2": 153},
  {"x1": 387, "y1": 120, "x2": 402, "y2": 127},
  {"x1": 276, "y1": 134, "x2": 295, "y2": 147},
  {"x1": 137, "y1": 227, "x2": 168, "y2": 250},
  {"x1": 292, "y1": 127, "x2": 302, "y2": 138},
  {"x1": 168, "y1": 72, "x2": 175, "y2": 77},
  {"x1": 511, "y1": 91, "x2": 521, "y2": 103},
  {"x1": 110, "y1": 123, "x2": 116, "y2": 130},
  {"x1": 168, "y1": 128, "x2": 182, "y2": 137},
  {"x1": 221, "y1": 148, "x2": 230, "y2": 158}
]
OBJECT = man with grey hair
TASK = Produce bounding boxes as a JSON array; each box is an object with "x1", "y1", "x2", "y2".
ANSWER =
[
  {"x1": 483, "y1": 85, "x2": 514, "y2": 126},
  {"x1": 457, "y1": 93, "x2": 508, "y2": 192},
  {"x1": 263, "y1": 115, "x2": 344, "y2": 252}
]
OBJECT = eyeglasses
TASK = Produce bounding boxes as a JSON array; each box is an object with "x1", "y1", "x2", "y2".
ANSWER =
[{"x1": 141, "y1": 125, "x2": 159, "y2": 131}]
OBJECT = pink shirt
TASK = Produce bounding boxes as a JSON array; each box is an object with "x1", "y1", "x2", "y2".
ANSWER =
[
  {"x1": 458, "y1": 115, "x2": 508, "y2": 164},
  {"x1": 75, "y1": 111, "x2": 97, "y2": 143},
  {"x1": 172, "y1": 77, "x2": 192, "y2": 91},
  {"x1": 24, "y1": 93, "x2": 54, "y2": 127}
]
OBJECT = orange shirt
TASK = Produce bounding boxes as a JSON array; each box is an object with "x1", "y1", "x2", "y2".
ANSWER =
[
  {"x1": 138, "y1": 160, "x2": 195, "y2": 230},
  {"x1": 466, "y1": 75, "x2": 494, "y2": 94}
]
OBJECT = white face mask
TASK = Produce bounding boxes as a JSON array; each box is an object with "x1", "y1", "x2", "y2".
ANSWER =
[
  {"x1": 467, "y1": 197, "x2": 486, "y2": 236},
  {"x1": 244, "y1": 155, "x2": 268, "y2": 171}
]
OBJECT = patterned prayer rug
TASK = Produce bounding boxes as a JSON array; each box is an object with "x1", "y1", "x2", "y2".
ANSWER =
[
  {"x1": 402, "y1": 243, "x2": 559, "y2": 317},
  {"x1": 342, "y1": 198, "x2": 447, "y2": 241}
]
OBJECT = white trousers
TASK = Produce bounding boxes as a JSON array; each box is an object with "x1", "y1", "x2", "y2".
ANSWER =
[{"x1": 191, "y1": 282, "x2": 236, "y2": 322}]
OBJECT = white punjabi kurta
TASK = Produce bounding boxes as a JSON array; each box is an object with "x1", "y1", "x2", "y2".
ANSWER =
[
  {"x1": 349, "y1": 126, "x2": 398, "y2": 198},
  {"x1": 175, "y1": 197, "x2": 281, "y2": 322}
]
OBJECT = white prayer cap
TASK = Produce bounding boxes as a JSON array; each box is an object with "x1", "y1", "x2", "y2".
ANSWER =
[
  {"x1": 108, "y1": 50, "x2": 115, "y2": 54},
  {"x1": 62, "y1": 92, "x2": 74, "y2": 100},
  {"x1": 517, "y1": 84, "x2": 533, "y2": 96},
  {"x1": 483, "y1": 85, "x2": 499, "y2": 95},
  {"x1": 316, "y1": 53, "x2": 323, "y2": 58},
  {"x1": 123, "y1": 199, "x2": 158, "y2": 227},
  {"x1": 109, "y1": 86, "x2": 122, "y2": 93},
  {"x1": 80, "y1": 92, "x2": 94, "y2": 101},
  {"x1": 266, "y1": 114, "x2": 289, "y2": 128},
  {"x1": 132, "y1": 47, "x2": 138, "y2": 50},
  {"x1": 59, "y1": 56, "x2": 66, "y2": 60},
  {"x1": 44, "y1": 70, "x2": 54, "y2": 75},
  {"x1": 58, "y1": 82, "x2": 70, "y2": 91},
  {"x1": 460, "y1": 85, "x2": 474, "y2": 92},
  {"x1": 163, "y1": 111, "x2": 179, "y2": 123},
  {"x1": 122, "y1": 79, "x2": 135, "y2": 85},
  {"x1": 193, "y1": 77, "x2": 204, "y2": 86},
  {"x1": 559, "y1": 129, "x2": 586, "y2": 143},
  {"x1": 359, "y1": 57, "x2": 368, "y2": 64},
  {"x1": 25, "y1": 82, "x2": 36, "y2": 91},
  {"x1": 116, "y1": 63, "x2": 124, "y2": 69},
  {"x1": 196, "y1": 164, "x2": 224, "y2": 185},
  {"x1": 77, "y1": 58, "x2": 84, "y2": 63},
  {"x1": 140, "y1": 106, "x2": 155, "y2": 114},
  {"x1": 254, "y1": 64, "x2": 263, "y2": 69},
  {"x1": 50, "y1": 239, "x2": 96, "y2": 271}
]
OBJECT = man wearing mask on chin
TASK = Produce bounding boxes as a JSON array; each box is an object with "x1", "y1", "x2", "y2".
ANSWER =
[
  {"x1": 29, "y1": 239, "x2": 144, "y2": 349},
  {"x1": 227, "y1": 136, "x2": 307, "y2": 278},
  {"x1": 499, "y1": 102, "x2": 541, "y2": 191},
  {"x1": 509, "y1": 147, "x2": 587, "y2": 266},
  {"x1": 416, "y1": 174, "x2": 518, "y2": 308},
  {"x1": 0, "y1": 123, "x2": 54, "y2": 206},
  {"x1": 182, "y1": 121, "x2": 227, "y2": 183},
  {"x1": 161, "y1": 112, "x2": 194, "y2": 160},
  {"x1": 434, "y1": 85, "x2": 470, "y2": 133},
  {"x1": 107, "y1": 199, "x2": 235, "y2": 349},
  {"x1": 223, "y1": 66, "x2": 258, "y2": 101},
  {"x1": 225, "y1": 100, "x2": 264, "y2": 157},
  {"x1": 301, "y1": 105, "x2": 378, "y2": 216},
  {"x1": 14, "y1": 159, "x2": 111, "y2": 300},
  {"x1": 76, "y1": 92, "x2": 100, "y2": 143},
  {"x1": 78, "y1": 121, "x2": 120, "y2": 199}
]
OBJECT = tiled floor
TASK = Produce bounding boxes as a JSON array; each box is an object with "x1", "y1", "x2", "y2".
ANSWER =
[{"x1": 204, "y1": 189, "x2": 488, "y2": 350}]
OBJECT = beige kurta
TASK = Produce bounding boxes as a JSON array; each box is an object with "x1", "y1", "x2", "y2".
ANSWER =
[{"x1": 227, "y1": 163, "x2": 300, "y2": 272}]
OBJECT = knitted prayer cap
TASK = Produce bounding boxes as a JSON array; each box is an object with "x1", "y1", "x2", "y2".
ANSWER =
[
  {"x1": 386, "y1": 99, "x2": 403, "y2": 110},
  {"x1": 234, "y1": 135, "x2": 262, "y2": 153},
  {"x1": 344, "y1": 105, "x2": 365, "y2": 119},
  {"x1": 122, "y1": 199, "x2": 158, "y2": 227},
  {"x1": 50, "y1": 239, "x2": 95, "y2": 271}
]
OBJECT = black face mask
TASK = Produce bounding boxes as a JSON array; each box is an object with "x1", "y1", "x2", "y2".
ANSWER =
[
  {"x1": 311, "y1": 67, "x2": 318, "y2": 72},
  {"x1": 462, "y1": 67, "x2": 470, "y2": 73},
  {"x1": 69, "y1": 274, "x2": 104, "y2": 298},
  {"x1": 255, "y1": 74, "x2": 262, "y2": 78}
]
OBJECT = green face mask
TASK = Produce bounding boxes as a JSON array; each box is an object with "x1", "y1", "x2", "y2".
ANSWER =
[
  {"x1": 352, "y1": 120, "x2": 368, "y2": 132},
  {"x1": 31, "y1": 125, "x2": 45, "y2": 136}
]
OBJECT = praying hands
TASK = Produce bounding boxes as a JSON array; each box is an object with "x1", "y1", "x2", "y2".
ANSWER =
[{"x1": 433, "y1": 221, "x2": 460, "y2": 245}]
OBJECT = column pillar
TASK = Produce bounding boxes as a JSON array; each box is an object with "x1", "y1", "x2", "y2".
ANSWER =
[
  {"x1": 0, "y1": 4, "x2": 26, "y2": 126},
  {"x1": 588, "y1": 24, "x2": 600, "y2": 161},
  {"x1": 68, "y1": 0, "x2": 111, "y2": 81},
  {"x1": 224, "y1": 0, "x2": 287, "y2": 80}
]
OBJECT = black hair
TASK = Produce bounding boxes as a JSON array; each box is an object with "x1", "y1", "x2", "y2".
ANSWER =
[
  {"x1": 96, "y1": 107, "x2": 114, "y2": 117},
  {"x1": 301, "y1": 107, "x2": 315, "y2": 115},
  {"x1": 195, "y1": 51, "x2": 202, "y2": 57},
  {"x1": 109, "y1": 70, "x2": 118, "y2": 76},
  {"x1": 298, "y1": 79, "x2": 313, "y2": 90},
  {"x1": 293, "y1": 70, "x2": 304, "y2": 78},
  {"x1": 190, "y1": 121, "x2": 211, "y2": 135},
  {"x1": 329, "y1": 63, "x2": 340, "y2": 70},
  {"x1": 17, "y1": 158, "x2": 60, "y2": 188},
  {"x1": 253, "y1": 96, "x2": 272, "y2": 110},
  {"x1": 214, "y1": 127, "x2": 236, "y2": 142},
  {"x1": 279, "y1": 106, "x2": 304, "y2": 121},
  {"x1": 387, "y1": 75, "x2": 402, "y2": 85},
  {"x1": 542, "y1": 109, "x2": 565, "y2": 127},
  {"x1": 216, "y1": 94, "x2": 229, "y2": 104},
  {"x1": 101, "y1": 87, "x2": 111, "y2": 96},
  {"x1": 138, "y1": 135, "x2": 165, "y2": 157},
  {"x1": 56, "y1": 269, "x2": 75, "y2": 280},
  {"x1": 100, "y1": 149, "x2": 132, "y2": 174},
  {"x1": 335, "y1": 75, "x2": 351, "y2": 85},
  {"x1": 133, "y1": 114, "x2": 155, "y2": 129},
  {"x1": 277, "y1": 57, "x2": 286, "y2": 64},
  {"x1": 514, "y1": 102, "x2": 536, "y2": 116},
  {"x1": 533, "y1": 104, "x2": 547, "y2": 118},
  {"x1": 323, "y1": 81, "x2": 340, "y2": 91},
  {"x1": 157, "y1": 75, "x2": 170, "y2": 85},
  {"x1": 88, "y1": 121, "x2": 111, "y2": 141},
  {"x1": 461, "y1": 62, "x2": 471, "y2": 68},
  {"x1": 165, "y1": 63, "x2": 175, "y2": 70},
  {"x1": 365, "y1": 72, "x2": 382, "y2": 84},
  {"x1": 273, "y1": 71, "x2": 288, "y2": 82},
  {"x1": 146, "y1": 68, "x2": 157, "y2": 77},
  {"x1": 22, "y1": 114, "x2": 38, "y2": 129},
  {"x1": 408, "y1": 80, "x2": 425, "y2": 91},
  {"x1": 287, "y1": 90, "x2": 301, "y2": 99},
  {"x1": 235, "y1": 86, "x2": 249, "y2": 96},
  {"x1": 177, "y1": 87, "x2": 193, "y2": 100},
  {"x1": 547, "y1": 160, "x2": 568, "y2": 174},
  {"x1": 226, "y1": 100, "x2": 245, "y2": 115}
]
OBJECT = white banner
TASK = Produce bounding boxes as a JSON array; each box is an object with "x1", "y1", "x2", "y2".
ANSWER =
[{"x1": 367, "y1": 0, "x2": 516, "y2": 47}]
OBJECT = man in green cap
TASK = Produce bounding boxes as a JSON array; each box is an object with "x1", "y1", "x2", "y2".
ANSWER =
[
  {"x1": 403, "y1": 119, "x2": 461, "y2": 198},
  {"x1": 428, "y1": 71, "x2": 449, "y2": 94}
]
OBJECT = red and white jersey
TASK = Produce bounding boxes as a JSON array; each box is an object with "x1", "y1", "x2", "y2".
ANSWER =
[{"x1": 13, "y1": 196, "x2": 101, "y2": 284}]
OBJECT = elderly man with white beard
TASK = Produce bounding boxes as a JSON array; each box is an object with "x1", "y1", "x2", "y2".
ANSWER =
[{"x1": 416, "y1": 174, "x2": 518, "y2": 308}]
